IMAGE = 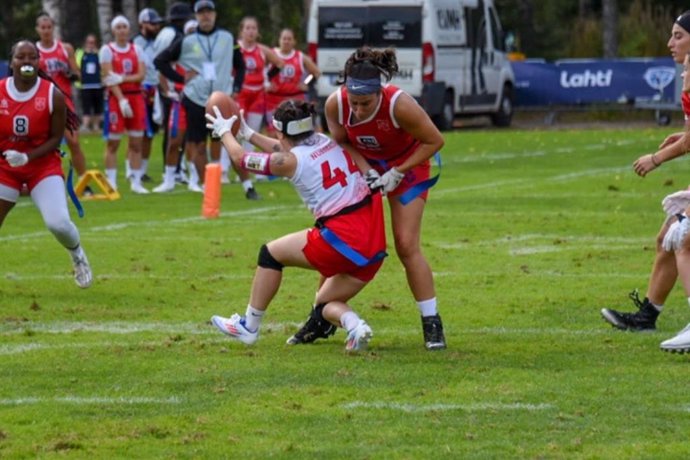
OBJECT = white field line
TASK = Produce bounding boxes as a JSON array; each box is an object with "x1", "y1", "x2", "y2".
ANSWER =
[
  {"x1": 0, "y1": 321, "x2": 613, "y2": 339},
  {"x1": 434, "y1": 165, "x2": 629, "y2": 197},
  {"x1": 0, "y1": 205, "x2": 301, "y2": 242},
  {"x1": 2, "y1": 272, "x2": 252, "y2": 282},
  {"x1": 0, "y1": 396, "x2": 182, "y2": 405},
  {"x1": 508, "y1": 244, "x2": 638, "y2": 255},
  {"x1": 341, "y1": 401, "x2": 554, "y2": 412},
  {"x1": 441, "y1": 138, "x2": 637, "y2": 165}
]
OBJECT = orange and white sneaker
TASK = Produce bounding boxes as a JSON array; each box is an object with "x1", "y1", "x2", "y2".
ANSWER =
[
  {"x1": 211, "y1": 314, "x2": 259, "y2": 345},
  {"x1": 345, "y1": 320, "x2": 372, "y2": 352}
]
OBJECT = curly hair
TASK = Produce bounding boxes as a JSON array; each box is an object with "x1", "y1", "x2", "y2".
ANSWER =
[
  {"x1": 273, "y1": 99, "x2": 316, "y2": 143},
  {"x1": 9, "y1": 40, "x2": 79, "y2": 133},
  {"x1": 336, "y1": 47, "x2": 399, "y2": 85}
]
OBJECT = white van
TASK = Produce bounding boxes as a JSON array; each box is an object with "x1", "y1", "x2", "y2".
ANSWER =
[{"x1": 306, "y1": 0, "x2": 515, "y2": 129}]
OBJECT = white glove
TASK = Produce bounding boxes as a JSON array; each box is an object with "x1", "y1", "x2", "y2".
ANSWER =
[
  {"x1": 238, "y1": 109, "x2": 256, "y2": 142},
  {"x1": 103, "y1": 71, "x2": 124, "y2": 87},
  {"x1": 364, "y1": 169, "x2": 381, "y2": 189},
  {"x1": 204, "y1": 106, "x2": 237, "y2": 138},
  {"x1": 118, "y1": 98, "x2": 133, "y2": 118},
  {"x1": 662, "y1": 190, "x2": 690, "y2": 216},
  {"x1": 371, "y1": 167, "x2": 405, "y2": 194},
  {"x1": 3, "y1": 149, "x2": 28, "y2": 167},
  {"x1": 662, "y1": 215, "x2": 690, "y2": 251}
]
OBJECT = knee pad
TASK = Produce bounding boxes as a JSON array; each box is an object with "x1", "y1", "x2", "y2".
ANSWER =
[{"x1": 257, "y1": 244, "x2": 284, "y2": 271}]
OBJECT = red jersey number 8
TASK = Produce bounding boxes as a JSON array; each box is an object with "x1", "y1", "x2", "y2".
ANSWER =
[
  {"x1": 320, "y1": 152, "x2": 359, "y2": 189},
  {"x1": 13, "y1": 116, "x2": 29, "y2": 136}
]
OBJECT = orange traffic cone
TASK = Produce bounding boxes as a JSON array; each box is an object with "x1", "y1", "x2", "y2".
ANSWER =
[{"x1": 202, "y1": 163, "x2": 222, "y2": 219}]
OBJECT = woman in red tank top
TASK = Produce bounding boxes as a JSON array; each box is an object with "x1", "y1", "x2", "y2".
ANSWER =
[
  {"x1": 0, "y1": 40, "x2": 92, "y2": 289},
  {"x1": 35, "y1": 12, "x2": 87, "y2": 180},
  {"x1": 288, "y1": 47, "x2": 448, "y2": 350}
]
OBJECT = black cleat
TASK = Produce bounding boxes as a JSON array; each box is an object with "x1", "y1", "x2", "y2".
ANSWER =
[
  {"x1": 245, "y1": 187, "x2": 260, "y2": 200},
  {"x1": 286, "y1": 309, "x2": 337, "y2": 345},
  {"x1": 422, "y1": 314, "x2": 446, "y2": 350},
  {"x1": 600, "y1": 289, "x2": 659, "y2": 331},
  {"x1": 141, "y1": 173, "x2": 152, "y2": 183}
]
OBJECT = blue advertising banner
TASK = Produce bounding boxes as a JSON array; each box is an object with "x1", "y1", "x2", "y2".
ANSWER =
[
  {"x1": 0, "y1": 61, "x2": 7, "y2": 79},
  {"x1": 512, "y1": 58, "x2": 678, "y2": 107}
]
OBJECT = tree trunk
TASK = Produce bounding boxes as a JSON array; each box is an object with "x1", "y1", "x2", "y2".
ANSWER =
[
  {"x1": 96, "y1": 0, "x2": 114, "y2": 44},
  {"x1": 41, "y1": 0, "x2": 62, "y2": 39},
  {"x1": 121, "y1": 0, "x2": 138, "y2": 35},
  {"x1": 268, "y1": 0, "x2": 282, "y2": 46},
  {"x1": 602, "y1": 0, "x2": 618, "y2": 58},
  {"x1": 578, "y1": 0, "x2": 590, "y2": 18}
]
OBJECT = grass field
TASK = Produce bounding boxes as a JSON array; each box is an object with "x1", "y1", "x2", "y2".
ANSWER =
[{"x1": 3, "y1": 124, "x2": 690, "y2": 458}]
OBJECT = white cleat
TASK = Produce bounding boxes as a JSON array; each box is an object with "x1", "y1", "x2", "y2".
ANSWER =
[
  {"x1": 130, "y1": 182, "x2": 150, "y2": 194},
  {"x1": 71, "y1": 249, "x2": 92, "y2": 289},
  {"x1": 660, "y1": 323, "x2": 690, "y2": 353},
  {"x1": 188, "y1": 182, "x2": 203, "y2": 193},
  {"x1": 153, "y1": 182, "x2": 175, "y2": 193},
  {"x1": 211, "y1": 314, "x2": 259, "y2": 345},
  {"x1": 345, "y1": 320, "x2": 372, "y2": 352}
]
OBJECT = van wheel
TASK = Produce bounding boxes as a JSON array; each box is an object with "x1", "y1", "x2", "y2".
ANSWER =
[
  {"x1": 491, "y1": 85, "x2": 513, "y2": 127},
  {"x1": 433, "y1": 94, "x2": 454, "y2": 131}
]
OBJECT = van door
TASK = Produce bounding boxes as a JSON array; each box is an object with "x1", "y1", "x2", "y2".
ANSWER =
[{"x1": 461, "y1": 0, "x2": 498, "y2": 111}]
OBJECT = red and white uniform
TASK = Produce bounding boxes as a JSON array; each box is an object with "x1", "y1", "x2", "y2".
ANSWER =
[
  {"x1": 266, "y1": 49, "x2": 306, "y2": 111},
  {"x1": 36, "y1": 40, "x2": 75, "y2": 111},
  {"x1": 289, "y1": 133, "x2": 386, "y2": 282},
  {"x1": 0, "y1": 77, "x2": 62, "y2": 191},
  {"x1": 683, "y1": 92, "x2": 690, "y2": 121},
  {"x1": 236, "y1": 44, "x2": 266, "y2": 115},
  {"x1": 100, "y1": 42, "x2": 146, "y2": 135},
  {"x1": 337, "y1": 84, "x2": 431, "y2": 200}
]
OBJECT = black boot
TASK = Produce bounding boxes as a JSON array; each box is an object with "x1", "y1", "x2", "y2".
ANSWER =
[{"x1": 601, "y1": 290, "x2": 659, "y2": 331}]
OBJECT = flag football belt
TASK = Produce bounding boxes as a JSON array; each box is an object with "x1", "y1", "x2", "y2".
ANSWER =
[
  {"x1": 315, "y1": 194, "x2": 387, "y2": 267},
  {"x1": 60, "y1": 149, "x2": 84, "y2": 218},
  {"x1": 370, "y1": 151, "x2": 441, "y2": 205}
]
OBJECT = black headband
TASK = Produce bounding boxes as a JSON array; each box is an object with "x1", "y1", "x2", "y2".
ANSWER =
[{"x1": 676, "y1": 11, "x2": 690, "y2": 34}]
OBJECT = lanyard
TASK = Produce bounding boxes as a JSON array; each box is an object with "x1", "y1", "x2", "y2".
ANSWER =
[{"x1": 196, "y1": 32, "x2": 218, "y2": 61}]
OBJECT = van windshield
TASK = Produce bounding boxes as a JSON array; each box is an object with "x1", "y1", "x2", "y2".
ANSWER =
[{"x1": 318, "y1": 6, "x2": 422, "y2": 48}]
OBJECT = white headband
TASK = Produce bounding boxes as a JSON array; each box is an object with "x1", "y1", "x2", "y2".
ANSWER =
[
  {"x1": 272, "y1": 116, "x2": 314, "y2": 136},
  {"x1": 111, "y1": 15, "x2": 130, "y2": 30}
]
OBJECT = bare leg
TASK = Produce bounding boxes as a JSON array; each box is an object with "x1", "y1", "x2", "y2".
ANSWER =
[
  {"x1": 647, "y1": 219, "x2": 678, "y2": 305},
  {"x1": 389, "y1": 197, "x2": 436, "y2": 301}
]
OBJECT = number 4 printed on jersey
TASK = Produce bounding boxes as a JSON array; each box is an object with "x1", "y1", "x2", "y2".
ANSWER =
[{"x1": 321, "y1": 152, "x2": 359, "y2": 189}]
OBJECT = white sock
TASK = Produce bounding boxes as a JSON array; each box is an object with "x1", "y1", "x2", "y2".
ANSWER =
[
  {"x1": 189, "y1": 163, "x2": 199, "y2": 184},
  {"x1": 164, "y1": 166, "x2": 176, "y2": 184},
  {"x1": 340, "y1": 311, "x2": 360, "y2": 331},
  {"x1": 651, "y1": 301, "x2": 663, "y2": 312},
  {"x1": 244, "y1": 305, "x2": 264, "y2": 332},
  {"x1": 242, "y1": 179, "x2": 253, "y2": 192},
  {"x1": 125, "y1": 160, "x2": 131, "y2": 178},
  {"x1": 417, "y1": 297, "x2": 438, "y2": 317},
  {"x1": 141, "y1": 159, "x2": 149, "y2": 175},
  {"x1": 106, "y1": 168, "x2": 117, "y2": 189},
  {"x1": 130, "y1": 169, "x2": 142, "y2": 186}
]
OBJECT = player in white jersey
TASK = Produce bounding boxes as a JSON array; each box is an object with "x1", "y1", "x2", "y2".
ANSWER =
[{"x1": 206, "y1": 100, "x2": 386, "y2": 352}]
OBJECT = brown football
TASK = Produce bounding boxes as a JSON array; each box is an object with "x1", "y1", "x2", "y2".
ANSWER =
[{"x1": 205, "y1": 91, "x2": 240, "y2": 136}]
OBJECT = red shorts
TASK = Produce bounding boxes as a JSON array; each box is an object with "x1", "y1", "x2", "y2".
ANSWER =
[
  {"x1": 0, "y1": 152, "x2": 63, "y2": 192},
  {"x1": 371, "y1": 160, "x2": 431, "y2": 201},
  {"x1": 303, "y1": 193, "x2": 386, "y2": 282},
  {"x1": 236, "y1": 88, "x2": 265, "y2": 115},
  {"x1": 106, "y1": 92, "x2": 146, "y2": 135},
  {"x1": 168, "y1": 100, "x2": 187, "y2": 135}
]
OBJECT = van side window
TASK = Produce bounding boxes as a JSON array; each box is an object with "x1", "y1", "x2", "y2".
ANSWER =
[
  {"x1": 464, "y1": 5, "x2": 486, "y2": 50},
  {"x1": 318, "y1": 6, "x2": 422, "y2": 49},
  {"x1": 488, "y1": 6, "x2": 505, "y2": 52}
]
